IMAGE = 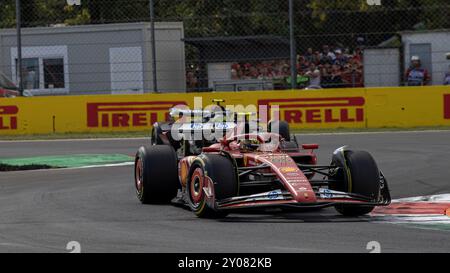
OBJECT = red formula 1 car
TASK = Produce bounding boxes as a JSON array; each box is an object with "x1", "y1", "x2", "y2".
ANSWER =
[
  {"x1": 133, "y1": 124, "x2": 391, "y2": 218},
  {"x1": 0, "y1": 72, "x2": 32, "y2": 98}
]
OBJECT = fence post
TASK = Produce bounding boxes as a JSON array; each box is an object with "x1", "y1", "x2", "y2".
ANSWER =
[
  {"x1": 15, "y1": 0, "x2": 23, "y2": 92},
  {"x1": 149, "y1": 0, "x2": 158, "y2": 93},
  {"x1": 289, "y1": 0, "x2": 297, "y2": 90}
]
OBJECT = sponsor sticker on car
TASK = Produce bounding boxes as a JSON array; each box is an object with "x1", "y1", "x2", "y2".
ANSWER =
[
  {"x1": 279, "y1": 167, "x2": 297, "y2": 173},
  {"x1": 319, "y1": 188, "x2": 334, "y2": 199},
  {"x1": 267, "y1": 191, "x2": 280, "y2": 200}
]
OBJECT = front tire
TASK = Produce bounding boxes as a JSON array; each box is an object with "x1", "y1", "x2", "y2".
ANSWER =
[
  {"x1": 134, "y1": 145, "x2": 179, "y2": 204},
  {"x1": 187, "y1": 154, "x2": 238, "y2": 218},
  {"x1": 330, "y1": 150, "x2": 381, "y2": 216}
]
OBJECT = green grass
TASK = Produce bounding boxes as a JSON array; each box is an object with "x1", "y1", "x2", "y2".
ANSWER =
[
  {"x1": 0, "y1": 154, "x2": 134, "y2": 172},
  {"x1": 0, "y1": 164, "x2": 55, "y2": 172},
  {"x1": 408, "y1": 223, "x2": 450, "y2": 232},
  {"x1": 0, "y1": 126, "x2": 450, "y2": 141}
]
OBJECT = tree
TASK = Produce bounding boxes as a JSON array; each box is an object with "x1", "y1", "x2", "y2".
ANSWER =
[
  {"x1": 0, "y1": 0, "x2": 16, "y2": 28},
  {"x1": 85, "y1": 0, "x2": 149, "y2": 24},
  {"x1": 0, "y1": 0, "x2": 448, "y2": 41}
]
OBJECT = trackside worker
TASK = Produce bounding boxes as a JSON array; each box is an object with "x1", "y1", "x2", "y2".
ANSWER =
[
  {"x1": 405, "y1": 55, "x2": 431, "y2": 86},
  {"x1": 444, "y1": 65, "x2": 450, "y2": 85}
]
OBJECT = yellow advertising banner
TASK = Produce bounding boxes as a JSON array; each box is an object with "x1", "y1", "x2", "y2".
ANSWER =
[
  {"x1": 0, "y1": 86, "x2": 449, "y2": 135},
  {"x1": 365, "y1": 86, "x2": 450, "y2": 128}
]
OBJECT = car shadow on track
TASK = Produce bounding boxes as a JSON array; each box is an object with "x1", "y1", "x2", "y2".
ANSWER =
[
  {"x1": 171, "y1": 201, "x2": 373, "y2": 223},
  {"x1": 218, "y1": 209, "x2": 372, "y2": 224}
]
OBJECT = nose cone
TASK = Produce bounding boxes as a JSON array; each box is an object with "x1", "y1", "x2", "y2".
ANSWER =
[{"x1": 262, "y1": 154, "x2": 317, "y2": 203}]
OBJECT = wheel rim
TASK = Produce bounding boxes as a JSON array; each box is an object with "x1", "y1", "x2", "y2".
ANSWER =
[
  {"x1": 135, "y1": 158, "x2": 143, "y2": 193},
  {"x1": 189, "y1": 167, "x2": 204, "y2": 207}
]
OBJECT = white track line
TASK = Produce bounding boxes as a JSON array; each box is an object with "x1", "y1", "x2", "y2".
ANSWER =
[
  {"x1": 394, "y1": 194, "x2": 450, "y2": 203},
  {"x1": 1, "y1": 162, "x2": 134, "y2": 174},
  {"x1": 66, "y1": 162, "x2": 134, "y2": 170},
  {"x1": 300, "y1": 129, "x2": 450, "y2": 136}
]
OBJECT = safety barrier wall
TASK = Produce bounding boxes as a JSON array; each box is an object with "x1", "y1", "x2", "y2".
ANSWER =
[{"x1": 0, "y1": 86, "x2": 449, "y2": 135}]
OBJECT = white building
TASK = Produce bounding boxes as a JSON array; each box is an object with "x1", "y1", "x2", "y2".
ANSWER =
[{"x1": 0, "y1": 22, "x2": 186, "y2": 95}]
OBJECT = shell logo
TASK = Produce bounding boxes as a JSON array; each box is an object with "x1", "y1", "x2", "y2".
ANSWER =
[{"x1": 280, "y1": 167, "x2": 297, "y2": 173}]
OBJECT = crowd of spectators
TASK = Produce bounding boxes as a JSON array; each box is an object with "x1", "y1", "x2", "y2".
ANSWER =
[
  {"x1": 187, "y1": 44, "x2": 449, "y2": 91},
  {"x1": 230, "y1": 45, "x2": 364, "y2": 89}
]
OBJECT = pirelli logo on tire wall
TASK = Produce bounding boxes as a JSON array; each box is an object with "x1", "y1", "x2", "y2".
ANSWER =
[
  {"x1": 258, "y1": 97, "x2": 365, "y2": 126},
  {"x1": 0, "y1": 105, "x2": 18, "y2": 130},
  {"x1": 86, "y1": 101, "x2": 186, "y2": 128}
]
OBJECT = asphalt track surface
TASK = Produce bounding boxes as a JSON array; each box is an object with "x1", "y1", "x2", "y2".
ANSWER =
[{"x1": 0, "y1": 131, "x2": 450, "y2": 253}]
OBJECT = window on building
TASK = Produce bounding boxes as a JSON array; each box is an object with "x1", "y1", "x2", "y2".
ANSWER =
[
  {"x1": 44, "y1": 58, "x2": 65, "y2": 89},
  {"x1": 12, "y1": 46, "x2": 69, "y2": 95},
  {"x1": 15, "y1": 57, "x2": 66, "y2": 90},
  {"x1": 16, "y1": 58, "x2": 40, "y2": 90}
]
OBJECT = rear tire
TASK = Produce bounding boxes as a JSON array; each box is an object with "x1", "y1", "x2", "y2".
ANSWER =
[
  {"x1": 134, "y1": 145, "x2": 179, "y2": 204},
  {"x1": 268, "y1": 120, "x2": 290, "y2": 141},
  {"x1": 331, "y1": 150, "x2": 380, "y2": 216},
  {"x1": 187, "y1": 154, "x2": 238, "y2": 218}
]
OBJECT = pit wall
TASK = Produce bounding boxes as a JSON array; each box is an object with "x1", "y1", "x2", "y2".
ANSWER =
[{"x1": 1, "y1": 86, "x2": 449, "y2": 135}]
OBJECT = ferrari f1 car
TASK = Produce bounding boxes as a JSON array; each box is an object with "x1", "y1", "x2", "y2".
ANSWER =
[{"x1": 134, "y1": 113, "x2": 391, "y2": 218}]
